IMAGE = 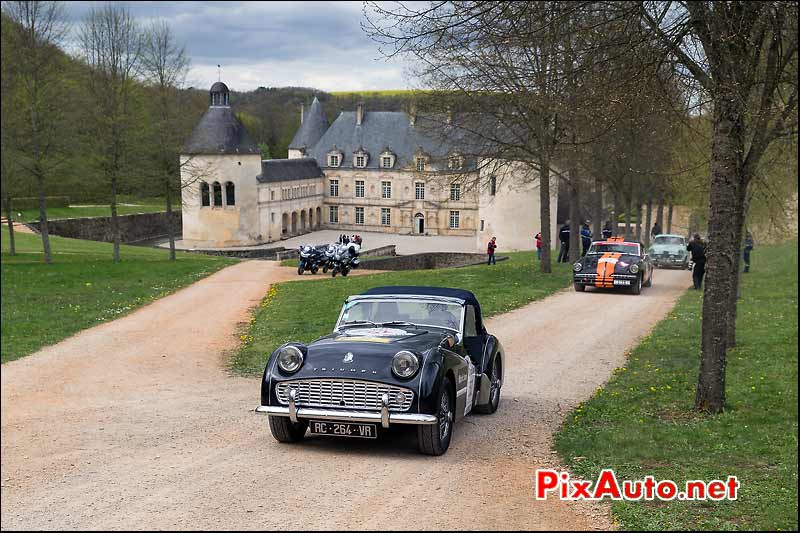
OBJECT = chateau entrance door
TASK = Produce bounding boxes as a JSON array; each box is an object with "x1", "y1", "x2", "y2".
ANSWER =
[{"x1": 414, "y1": 213, "x2": 425, "y2": 234}]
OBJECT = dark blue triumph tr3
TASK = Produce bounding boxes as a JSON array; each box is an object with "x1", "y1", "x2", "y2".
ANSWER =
[{"x1": 256, "y1": 286, "x2": 504, "y2": 455}]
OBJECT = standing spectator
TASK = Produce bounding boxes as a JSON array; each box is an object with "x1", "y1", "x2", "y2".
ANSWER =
[
  {"x1": 687, "y1": 233, "x2": 707, "y2": 290},
  {"x1": 487, "y1": 236, "x2": 497, "y2": 265},
  {"x1": 602, "y1": 221, "x2": 613, "y2": 239},
  {"x1": 534, "y1": 232, "x2": 543, "y2": 261},
  {"x1": 580, "y1": 223, "x2": 592, "y2": 256},
  {"x1": 743, "y1": 231, "x2": 754, "y2": 273},
  {"x1": 557, "y1": 220, "x2": 571, "y2": 263},
  {"x1": 651, "y1": 221, "x2": 663, "y2": 239}
]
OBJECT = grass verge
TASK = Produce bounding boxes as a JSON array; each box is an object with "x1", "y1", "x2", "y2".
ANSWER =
[
  {"x1": 233, "y1": 251, "x2": 571, "y2": 375},
  {"x1": 554, "y1": 241, "x2": 798, "y2": 530},
  {"x1": 9, "y1": 196, "x2": 170, "y2": 222},
  {"x1": 1, "y1": 230, "x2": 235, "y2": 363}
]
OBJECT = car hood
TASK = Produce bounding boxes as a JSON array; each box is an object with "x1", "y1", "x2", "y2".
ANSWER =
[
  {"x1": 280, "y1": 327, "x2": 450, "y2": 382},
  {"x1": 578, "y1": 253, "x2": 641, "y2": 274},
  {"x1": 650, "y1": 244, "x2": 686, "y2": 254}
]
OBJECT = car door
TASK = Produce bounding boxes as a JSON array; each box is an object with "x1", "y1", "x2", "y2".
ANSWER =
[{"x1": 461, "y1": 304, "x2": 488, "y2": 371}]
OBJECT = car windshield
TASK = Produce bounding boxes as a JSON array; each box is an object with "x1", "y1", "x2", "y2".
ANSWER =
[
  {"x1": 587, "y1": 243, "x2": 640, "y2": 255},
  {"x1": 653, "y1": 236, "x2": 684, "y2": 246},
  {"x1": 338, "y1": 298, "x2": 463, "y2": 332}
]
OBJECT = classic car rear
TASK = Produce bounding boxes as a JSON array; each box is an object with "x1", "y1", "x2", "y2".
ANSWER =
[
  {"x1": 572, "y1": 238, "x2": 653, "y2": 294},
  {"x1": 256, "y1": 286, "x2": 504, "y2": 455}
]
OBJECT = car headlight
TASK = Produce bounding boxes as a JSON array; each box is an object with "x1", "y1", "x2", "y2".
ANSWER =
[
  {"x1": 276, "y1": 345, "x2": 304, "y2": 373},
  {"x1": 573, "y1": 262, "x2": 583, "y2": 272},
  {"x1": 391, "y1": 351, "x2": 419, "y2": 379},
  {"x1": 629, "y1": 263, "x2": 640, "y2": 274}
]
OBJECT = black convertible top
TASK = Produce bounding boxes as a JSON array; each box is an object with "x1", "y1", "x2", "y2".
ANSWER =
[{"x1": 359, "y1": 286, "x2": 486, "y2": 334}]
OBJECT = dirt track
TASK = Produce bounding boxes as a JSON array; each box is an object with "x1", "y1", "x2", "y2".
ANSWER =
[{"x1": 1, "y1": 262, "x2": 689, "y2": 530}]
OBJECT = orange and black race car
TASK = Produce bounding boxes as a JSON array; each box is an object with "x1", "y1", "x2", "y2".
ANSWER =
[{"x1": 572, "y1": 237, "x2": 654, "y2": 295}]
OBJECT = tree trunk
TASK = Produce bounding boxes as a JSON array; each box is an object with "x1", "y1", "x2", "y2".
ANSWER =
[
  {"x1": 568, "y1": 180, "x2": 580, "y2": 262},
  {"x1": 36, "y1": 165, "x2": 52, "y2": 264},
  {"x1": 695, "y1": 93, "x2": 745, "y2": 414},
  {"x1": 644, "y1": 201, "x2": 653, "y2": 248},
  {"x1": 666, "y1": 204, "x2": 674, "y2": 234},
  {"x1": 655, "y1": 201, "x2": 664, "y2": 230},
  {"x1": 611, "y1": 194, "x2": 620, "y2": 237},
  {"x1": 592, "y1": 177, "x2": 602, "y2": 241},
  {"x1": 166, "y1": 183, "x2": 176, "y2": 261},
  {"x1": 111, "y1": 173, "x2": 120, "y2": 263},
  {"x1": 726, "y1": 190, "x2": 748, "y2": 348},
  {"x1": 3, "y1": 188, "x2": 15, "y2": 256},
  {"x1": 624, "y1": 193, "x2": 632, "y2": 240},
  {"x1": 635, "y1": 201, "x2": 643, "y2": 242},
  {"x1": 538, "y1": 156, "x2": 552, "y2": 273}
]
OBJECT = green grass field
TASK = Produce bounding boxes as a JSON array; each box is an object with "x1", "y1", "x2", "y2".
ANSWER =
[
  {"x1": 234, "y1": 251, "x2": 571, "y2": 375},
  {"x1": 1, "y1": 230, "x2": 235, "y2": 363},
  {"x1": 9, "y1": 196, "x2": 170, "y2": 223},
  {"x1": 555, "y1": 241, "x2": 798, "y2": 530}
]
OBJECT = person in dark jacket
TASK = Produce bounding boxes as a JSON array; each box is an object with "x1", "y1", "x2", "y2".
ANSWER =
[
  {"x1": 580, "y1": 223, "x2": 592, "y2": 256},
  {"x1": 557, "y1": 221, "x2": 571, "y2": 263},
  {"x1": 743, "y1": 232, "x2": 754, "y2": 273},
  {"x1": 651, "y1": 222, "x2": 663, "y2": 239},
  {"x1": 601, "y1": 222, "x2": 613, "y2": 239},
  {"x1": 487, "y1": 236, "x2": 497, "y2": 265},
  {"x1": 687, "y1": 233, "x2": 707, "y2": 290}
]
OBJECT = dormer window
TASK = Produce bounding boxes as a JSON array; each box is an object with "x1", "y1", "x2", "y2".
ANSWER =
[
  {"x1": 416, "y1": 158, "x2": 426, "y2": 172},
  {"x1": 379, "y1": 148, "x2": 396, "y2": 169},
  {"x1": 448, "y1": 152, "x2": 465, "y2": 170},
  {"x1": 353, "y1": 147, "x2": 369, "y2": 168},
  {"x1": 327, "y1": 146, "x2": 343, "y2": 168}
]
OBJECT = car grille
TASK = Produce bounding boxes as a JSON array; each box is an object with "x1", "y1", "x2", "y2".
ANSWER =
[{"x1": 276, "y1": 379, "x2": 414, "y2": 412}]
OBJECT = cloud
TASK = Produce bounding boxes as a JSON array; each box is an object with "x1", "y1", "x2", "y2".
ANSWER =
[{"x1": 64, "y1": 1, "x2": 409, "y2": 92}]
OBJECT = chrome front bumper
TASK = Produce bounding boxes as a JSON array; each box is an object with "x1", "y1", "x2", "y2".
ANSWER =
[{"x1": 256, "y1": 390, "x2": 437, "y2": 428}]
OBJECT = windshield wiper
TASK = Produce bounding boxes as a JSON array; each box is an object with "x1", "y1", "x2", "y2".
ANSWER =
[
  {"x1": 339, "y1": 320, "x2": 380, "y2": 328},
  {"x1": 379, "y1": 321, "x2": 419, "y2": 328}
]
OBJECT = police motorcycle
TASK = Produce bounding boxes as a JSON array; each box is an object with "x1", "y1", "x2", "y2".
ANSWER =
[
  {"x1": 321, "y1": 243, "x2": 337, "y2": 274},
  {"x1": 330, "y1": 241, "x2": 361, "y2": 277},
  {"x1": 297, "y1": 244, "x2": 322, "y2": 275}
]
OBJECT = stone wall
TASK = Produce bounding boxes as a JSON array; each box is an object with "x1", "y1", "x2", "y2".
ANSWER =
[
  {"x1": 28, "y1": 212, "x2": 182, "y2": 244},
  {"x1": 360, "y1": 252, "x2": 507, "y2": 271}
]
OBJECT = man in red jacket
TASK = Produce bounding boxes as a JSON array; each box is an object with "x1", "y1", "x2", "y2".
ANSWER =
[
  {"x1": 535, "y1": 232, "x2": 543, "y2": 260},
  {"x1": 487, "y1": 236, "x2": 497, "y2": 265}
]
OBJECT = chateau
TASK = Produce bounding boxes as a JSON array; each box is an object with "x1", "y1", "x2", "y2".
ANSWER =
[{"x1": 180, "y1": 82, "x2": 558, "y2": 251}]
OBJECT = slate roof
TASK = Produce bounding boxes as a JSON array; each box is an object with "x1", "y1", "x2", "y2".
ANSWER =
[
  {"x1": 306, "y1": 111, "x2": 481, "y2": 170},
  {"x1": 289, "y1": 97, "x2": 329, "y2": 151},
  {"x1": 183, "y1": 106, "x2": 260, "y2": 155},
  {"x1": 257, "y1": 157, "x2": 324, "y2": 183}
]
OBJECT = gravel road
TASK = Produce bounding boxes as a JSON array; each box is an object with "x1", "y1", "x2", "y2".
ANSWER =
[{"x1": 1, "y1": 262, "x2": 689, "y2": 530}]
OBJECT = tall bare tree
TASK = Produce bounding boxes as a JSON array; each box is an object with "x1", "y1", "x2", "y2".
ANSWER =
[
  {"x1": 639, "y1": 1, "x2": 798, "y2": 413},
  {"x1": 140, "y1": 20, "x2": 189, "y2": 261},
  {"x1": 2, "y1": 1, "x2": 70, "y2": 263},
  {"x1": 79, "y1": 3, "x2": 143, "y2": 262}
]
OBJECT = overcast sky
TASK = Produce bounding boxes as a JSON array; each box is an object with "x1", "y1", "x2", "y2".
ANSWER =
[{"x1": 64, "y1": 1, "x2": 411, "y2": 92}]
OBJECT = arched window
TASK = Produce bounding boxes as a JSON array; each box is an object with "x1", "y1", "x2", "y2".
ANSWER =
[
  {"x1": 225, "y1": 181, "x2": 235, "y2": 206},
  {"x1": 201, "y1": 182, "x2": 210, "y2": 207},
  {"x1": 213, "y1": 182, "x2": 223, "y2": 206}
]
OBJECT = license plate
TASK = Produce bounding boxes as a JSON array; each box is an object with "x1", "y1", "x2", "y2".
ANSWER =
[
  {"x1": 309, "y1": 420, "x2": 377, "y2": 439},
  {"x1": 614, "y1": 279, "x2": 631, "y2": 286}
]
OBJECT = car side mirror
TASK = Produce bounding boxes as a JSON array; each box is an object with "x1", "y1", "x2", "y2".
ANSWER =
[{"x1": 442, "y1": 334, "x2": 460, "y2": 349}]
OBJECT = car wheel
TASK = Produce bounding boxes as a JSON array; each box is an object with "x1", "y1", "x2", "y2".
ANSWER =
[
  {"x1": 631, "y1": 275, "x2": 642, "y2": 295},
  {"x1": 475, "y1": 357, "x2": 502, "y2": 414},
  {"x1": 268, "y1": 416, "x2": 308, "y2": 443},
  {"x1": 417, "y1": 377, "x2": 454, "y2": 456},
  {"x1": 574, "y1": 283, "x2": 586, "y2": 292}
]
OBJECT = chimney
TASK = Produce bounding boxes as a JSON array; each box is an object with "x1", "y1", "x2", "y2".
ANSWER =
[
  {"x1": 300, "y1": 102, "x2": 305, "y2": 125},
  {"x1": 356, "y1": 102, "x2": 365, "y2": 126},
  {"x1": 408, "y1": 102, "x2": 417, "y2": 126}
]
